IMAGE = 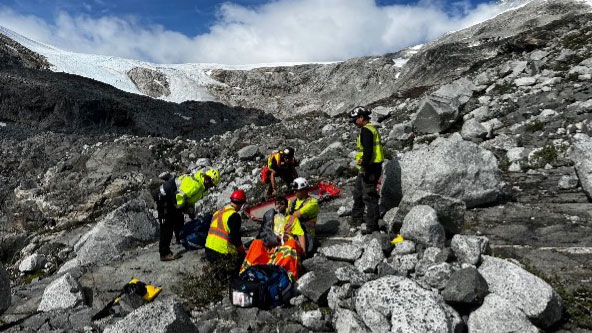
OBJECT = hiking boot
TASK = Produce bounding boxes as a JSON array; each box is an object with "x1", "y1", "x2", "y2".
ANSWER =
[
  {"x1": 160, "y1": 253, "x2": 181, "y2": 261},
  {"x1": 361, "y1": 225, "x2": 379, "y2": 235}
]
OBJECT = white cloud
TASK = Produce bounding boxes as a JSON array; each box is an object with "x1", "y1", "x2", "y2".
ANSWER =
[{"x1": 0, "y1": 0, "x2": 517, "y2": 65}]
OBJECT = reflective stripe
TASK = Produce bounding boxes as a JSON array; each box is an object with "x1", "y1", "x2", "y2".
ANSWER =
[{"x1": 205, "y1": 206, "x2": 236, "y2": 254}]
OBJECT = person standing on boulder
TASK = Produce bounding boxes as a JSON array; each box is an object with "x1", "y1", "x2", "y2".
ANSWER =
[
  {"x1": 349, "y1": 106, "x2": 384, "y2": 234},
  {"x1": 154, "y1": 168, "x2": 220, "y2": 261}
]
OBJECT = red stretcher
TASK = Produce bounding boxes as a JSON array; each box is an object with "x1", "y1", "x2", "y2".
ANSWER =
[{"x1": 244, "y1": 181, "x2": 341, "y2": 222}]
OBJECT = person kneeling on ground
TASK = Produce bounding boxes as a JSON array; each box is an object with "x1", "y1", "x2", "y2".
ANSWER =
[
  {"x1": 204, "y1": 189, "x2": 247, "y2": 275},
  {"x1": 242, "y1": 196, "x2": 306, "y2": 280},
  {"x1": 287, "y1": 177, "x2": 319, "y2": 256},
  {"x1": 262, "y1": 147, "x2": 298, "y2": 199}
]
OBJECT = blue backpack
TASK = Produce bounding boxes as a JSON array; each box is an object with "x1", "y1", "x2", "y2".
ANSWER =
[
  {"x1": 230, "y1": 265, "x2": 294, "y2": 308},
  {"x1": 179, "y1": 215, "x2": 212, "y2": 250}
]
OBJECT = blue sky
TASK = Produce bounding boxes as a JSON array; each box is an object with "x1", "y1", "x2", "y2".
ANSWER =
[{"x1": 0, "y1": 0, "x2": 511, "y2": 64}]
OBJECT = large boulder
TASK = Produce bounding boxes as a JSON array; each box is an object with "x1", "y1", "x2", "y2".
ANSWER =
[
  {"x1": 442, "y1": 267, "x2": 489, "y2": 304},
  {"x1": 104, "y1": 298, "x2": 198, "y2": 333},
  {"x1": 355, "y1": 276, "x2": 456, "y2": 332},
  {"x1": 319, "y1": 243, "x2": 363, "y2": 263},
  {"x1": 379, "y1": 159, "x2": 403, "y2": 212},
  {"x1": 333, "y1": 308, "x2": 369, "y2": 333},
  {"x1": 397, "y1": 134, "x2": 501, "y2": 208},
  {"x1": 461, "y1": 118, "x2": 488, "y2": 142},
  {"x1": 432, "y1": 77, "x2": 476, "y2": 105},
  {"x1": 73, "y1": 196, "x2": 159, "y2": 266},
  {"x1": 468, "y1": 294, "x2": 538, "y2": 333},
  {"x1": 570, "y1": 134, "x2": 592, "y2": 200},
  {"x1": 296, "y1": 271, "x2": 337, "y2": 304},
  {"x1": 478, "y1": 255, "x2": 562, "y2": 328},
  {"x1": 450, "y1": 235, "x2": 490, "y2": 265},
  {"x1": 354, "y1": 238, "x2": 385, "y2": 273},
  {"x1": 414, "y1": 96, "x2": 459, "y2": 134},
  {"x1": 400, "y1": 205, "x2": 445, "y2": 248},
  {"x1": 395, "y1": 190, "x2": 466, "y2": 234},
  {"x1": 127, "y1": 67, "x2": 171, "y2": 98},
  {"x1": 0, "y1": 263, "x2": 10, "y2": 314},
  {"x1": 38, "y1": 273, "x2": 84, "y2": 312},
  {"x1": 237, "y1": 145, "x2": 261, "y2": 161}
]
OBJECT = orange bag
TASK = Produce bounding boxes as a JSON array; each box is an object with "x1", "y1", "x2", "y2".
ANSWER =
[{"x1": 260, "y1": 166, "x2": 270, "y2": 184}]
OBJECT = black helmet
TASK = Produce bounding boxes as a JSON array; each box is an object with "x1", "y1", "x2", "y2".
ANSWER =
[
  {"x1": 283, "y1": 147, "x2": 295, "y2": 158},
  {"x1": 349, "y1": 106, "x2": 370, "y2": 123}
]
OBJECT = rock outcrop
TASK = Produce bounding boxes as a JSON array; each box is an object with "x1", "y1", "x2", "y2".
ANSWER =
[
  {"x1": 127, "y1": 67, "x2": 171, "y2": 98},
  {"x1": 72, "y1": 197, "x2": 159, "y2": 266},
  {"x1": 104, "y1": 298, "x2": 198, "y2": 333},
  {"x1": 478, "y1": 255, "x2": 563, "y2": 328}
]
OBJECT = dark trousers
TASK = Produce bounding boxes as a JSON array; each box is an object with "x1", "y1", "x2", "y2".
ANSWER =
[
  {"x1": 205, "y1": 248, "x2": 244, "y2": 280},
  {"x1": 266, "y1": 170, "x2": 296, "y2": 197},
  {"x1": 156, "y1": 194, "x2": 184, "y2": 256},
  {"x1": 352, "y1": 172, "x2": 380, "y2": 230}
]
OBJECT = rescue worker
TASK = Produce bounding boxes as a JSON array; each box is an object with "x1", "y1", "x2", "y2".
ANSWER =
[
  {"x1": 154, "y1": 168, "x2": 220, "y2": 261},
  {"x1": 287, "y1": 177, "x2": 318, "y2": 256},
  {"x1": 256, "y1": 196, "x2": 306, "y2": 251},
  {"x1": 264, "y1": 147, "x2": 298, "y2": 198},
  {"x1": 204, "y1": 189, "x2": 247, "y2": 265},
  {"x1": 242, "y1": 196, "x2": 306, "y2": 280},
  {"x1": 349, "y1": 106, "x2": 384, "y2": 234}
]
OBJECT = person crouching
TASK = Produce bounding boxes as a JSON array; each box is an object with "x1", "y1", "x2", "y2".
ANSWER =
[{"x1": 204, "y1": 190, "x2": 247, "y2": 272}]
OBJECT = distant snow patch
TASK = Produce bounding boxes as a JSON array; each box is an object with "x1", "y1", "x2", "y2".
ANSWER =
[
  {"x1": 392, "y1": 58, "x2": 409, "y2": 67},
  {"x1": 0, "y1": 122, "x2": 6, "y2": 127}
]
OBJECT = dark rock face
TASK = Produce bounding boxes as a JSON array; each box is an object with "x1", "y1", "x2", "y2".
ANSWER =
[
  {"x1": 0, "y1": 67, "x2": 277, "y2": 139},
  {"x1": 442, "y1": 267, "x2": 489, "y2": 305},
  {"x1": 0, "y1": 263, "x2": 10, "y2": 314}
]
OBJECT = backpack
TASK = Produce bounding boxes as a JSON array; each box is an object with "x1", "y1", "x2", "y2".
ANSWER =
[
  {"x1": 230, "y1": 265, "x2": 294, "y2": 308},
  {"x1": 179, "y1": 215, "x2": 212, "y2": 250}
]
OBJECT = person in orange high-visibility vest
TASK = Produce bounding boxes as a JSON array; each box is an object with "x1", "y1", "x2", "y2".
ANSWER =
[
  {"x1": 205, "y1": 190, "x2": 247, "y2": 265},
  {"x1": 241, "y1": 196, "x2": 306, "y2": 280}
]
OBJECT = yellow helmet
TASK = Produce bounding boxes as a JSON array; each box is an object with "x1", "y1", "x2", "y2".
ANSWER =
[{"x1": 205, "y1": 168, "x2": 220, "y2": 186}]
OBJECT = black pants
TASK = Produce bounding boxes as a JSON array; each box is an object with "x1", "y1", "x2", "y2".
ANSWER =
[
  {"x1": 352, "y1": 172, "x2": 380, "y2": 230},
  {"x1": 266, "y1": 170, "x2": 296, "y2": 196},
  {"x1": 205, "y1": 248, "x2": 244, "y2": 280},
  {"x1": 155, "y1": 192, "x2": 184, "y2": 256}
]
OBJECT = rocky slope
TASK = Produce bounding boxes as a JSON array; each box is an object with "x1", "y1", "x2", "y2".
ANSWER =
[{"x1": 1, "y1": 0, "x2": 592, "y2": 332}]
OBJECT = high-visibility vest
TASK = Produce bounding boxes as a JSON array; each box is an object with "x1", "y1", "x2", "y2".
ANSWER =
[
  {"x1": 267, "y1": 152, "x2": 282, "y2": 169},
  {"x1": 282, "y1": 214, "x2": 301, "y2": 238},
  {"x1": 175, "y1": 172, "x2": 206, "y2": 208},
  {"x1": 355, "y1": 123, "x2": 384, "y2": 169},
  {"x1": 288, "y1": 197, "x2": 318, "y2": 237},
  {"x1": 205, "y1": 205, "x2": 237, "y2": 254}
]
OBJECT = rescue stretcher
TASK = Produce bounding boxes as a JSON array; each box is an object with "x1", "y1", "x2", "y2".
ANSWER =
[{"x1": 244, "y1": 181, "x2": 341, "y2": 222}]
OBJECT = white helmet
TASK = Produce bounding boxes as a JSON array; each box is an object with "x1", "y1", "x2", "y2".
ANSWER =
[{"x1": 292, "y1": 177, "x2": 309, "y2": 191}]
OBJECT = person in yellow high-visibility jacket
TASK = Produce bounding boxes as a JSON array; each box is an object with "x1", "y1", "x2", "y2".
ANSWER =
[
  {"x1": 349, "y1": 106, "x2": 384, "y2": 234},
  {"x1": 287, "y1": 177, "x2": 319, "y2": 256},
  {"x1": 205, "y1": 189, "x2": 247, "y2": 265},
  {"x1": 153, "y1": 168, "x2": 220, "y2": 261}
]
